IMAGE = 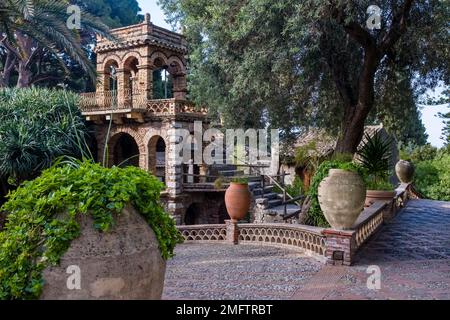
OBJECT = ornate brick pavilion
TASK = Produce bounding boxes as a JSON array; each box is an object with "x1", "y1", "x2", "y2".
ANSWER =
[{"x1": 80, "y1": 14, "x2": 227, "y2": 225}]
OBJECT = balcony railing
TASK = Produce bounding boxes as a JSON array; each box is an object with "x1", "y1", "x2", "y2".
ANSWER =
[{"x1": 79, "y1": 90, "x2": 208, "y2": 116}]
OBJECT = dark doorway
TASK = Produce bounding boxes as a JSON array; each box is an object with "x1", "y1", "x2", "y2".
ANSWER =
[
  {"x1": 113, "y1": 133, "x2": 139, "y2": 167},
  {"x1": 184, "y1": 203, "x2": 201, "y2": 225}
]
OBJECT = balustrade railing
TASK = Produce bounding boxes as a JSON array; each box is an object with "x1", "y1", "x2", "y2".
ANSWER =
[{"x1": 79, "y1": 90, "x2": 208, "y2": 116}]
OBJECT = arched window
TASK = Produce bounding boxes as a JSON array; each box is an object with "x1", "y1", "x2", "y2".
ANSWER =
[
  {"x1": 152, "y1": 68, "x2": 173, "y2": 99},
  {"x1": 123, "y1": 56, "x2": 139, "y2": 94},
  {"x1": 103, "y1": 60, "x2": 119, "y2": 92}
]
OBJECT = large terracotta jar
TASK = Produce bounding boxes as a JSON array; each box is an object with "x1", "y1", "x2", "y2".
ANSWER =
[
  {"x1": 318, "y1": 169, "x2": 366, "y2": 230},
  {"x1": 395, "y1": 160, "x2": 415, "y2": 184},
  {"x1": 40, "y1": 205, "x2": 166, "y2": 300},
  {"x1": 225, "y1": 182, "x2": 251, "y2": 222}
]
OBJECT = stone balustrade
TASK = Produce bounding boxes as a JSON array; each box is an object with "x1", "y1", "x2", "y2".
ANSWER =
[
  {"x1": 176, "y1": 183, "x2": 415, "y2": 266},
  {"x1": 79, "y1": 92, "x2": 208, "y2": 118}
]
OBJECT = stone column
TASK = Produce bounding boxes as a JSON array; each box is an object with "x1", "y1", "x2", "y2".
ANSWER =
[
  {"x1": 96, "y1": 70, "x2": 106, "y2": 93},
  {"x1": 137, "y1": 65, "x2": 153, "y2": 100},
  {"x1": 116, "y1": 68, "x2": 126, "y2": 108},
  {"x1": 225, "y1": 220, "x2": 239, "y2": 245},
  {"x1": 165, "y1": 121, "x2": 185, "y2": 224},
  {"x1": 172, "y1": 74, "x2": 187, "y2": 100}
]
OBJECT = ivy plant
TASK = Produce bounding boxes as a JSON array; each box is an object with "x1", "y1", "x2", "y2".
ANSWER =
[{"x1": 0, "y1": 160, "x2": 183, "y2": 300}]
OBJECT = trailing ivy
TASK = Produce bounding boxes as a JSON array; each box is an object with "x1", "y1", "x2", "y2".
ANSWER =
[
  {"x1": 0, "y1": 160, "x2": 183, "y2": 300},
  {"x1": 306, "y1": 160, "x2": 366, "y2": 227}
]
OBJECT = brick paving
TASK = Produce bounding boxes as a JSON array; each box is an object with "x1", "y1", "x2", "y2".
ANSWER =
[{"x1": 163, "y1": 200, "x2": 450, "y2": 300}]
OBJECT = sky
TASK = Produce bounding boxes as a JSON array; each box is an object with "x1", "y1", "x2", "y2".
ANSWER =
[{"x1": 138, "y1": 0, "x2": 449, "y2": 148}]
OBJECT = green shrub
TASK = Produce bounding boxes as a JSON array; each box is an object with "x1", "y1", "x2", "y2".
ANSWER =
[
  {"x1": 230, "y1": 177, "x2": 249, "y2": 184},
  {"x1": 274, "y1": 176, "x2": 304, "y2": 197},
  {"x1": 366, "y1": 179, "x2": 394, "y2": 191},
  {"x1": 0, "y1": 160, "x2": 183, "y2": 299},
  {"x1": 414, "y1": 152, "x2": 450, "y2": 201},
  {"x1": 0, "y1": 87, "x2": 89, "y2": 184},
  {"x1": 285, "y1": 176, "x2": 304, "y2": 197},
  {"x1": 306, "y1": 160, "x2": 366, "y2": 227},
  {"x1": 399, "y1": 143, "x2": 438, "y2": 163}
]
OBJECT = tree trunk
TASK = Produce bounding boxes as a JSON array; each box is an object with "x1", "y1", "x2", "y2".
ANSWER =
[
  {"x1": 0, "y1": 52, "x2": 16, "y2": 87},
  {"x1": 334, "y1": 47, "x2": 379, "y2": 155},
  {"x1": 17, "y1": 61, "x2": 33, "y2": 88},
  {"x1": 335, "y1": 103, "x2": 373, "y2": 154}
]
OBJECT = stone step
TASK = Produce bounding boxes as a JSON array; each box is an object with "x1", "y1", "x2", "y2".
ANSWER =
[
  {"x1": 268, "y1": 199, "x2": 283, "y2": 207},
  {"x1": 248, "y1": 181, "x2": 261, "y2": 189},
  {"x1": 255, "y1": 192, "x2": 280, "y2": 200},
  {"x1": 218, "y1": 170, "x2": 245, "y2": 177},
  {"x1": 248, "y1": 176, "x2": 262, "y2": 182},
  {"x1": 266, "y1": 204, "x2": 301, "y2": 216},
  {"x1": 251, "y1": 185, "x2": 274, "y2": 194}
]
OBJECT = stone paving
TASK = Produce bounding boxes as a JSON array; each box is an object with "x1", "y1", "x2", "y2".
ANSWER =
[
  {"x1": 163, "y1": 200, "x2": 450, "y2": 300},
  {"x1": 162, "y1": 243, "x2": 322, "y2": 300}
]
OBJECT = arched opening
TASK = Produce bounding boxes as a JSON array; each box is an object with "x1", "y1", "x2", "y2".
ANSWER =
[
  {"x1": 152, "y1": 68, "x2": 173, "y2": 99},
  {"x1": 123, "y1": 56, "x2": 139, "y2": 107},
  {"x1": 103, "y1": 60, "x2": 119, "y2": 107},
  {"x1": 167, "y1": 58, "x2": 186, "y2": 100},
  {"x1": 149, "y1": 136, "x2": 166, "y2": 182},
  {"x1": 104, "y1": 60, "x2": 119, "y2": 92},
  {"x1": 111, "y1": 133, "x2": 140, "y2": 167},
  {"x1": 184, "y1": 203, "x2": 202, "y2": 225}
]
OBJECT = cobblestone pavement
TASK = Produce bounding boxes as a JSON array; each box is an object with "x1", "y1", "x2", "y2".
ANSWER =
[
  {"x1": 164, "y1": 200, "x2": 450, "y2": 300},
  {"x1": 162, "y1": 244, "x2": 322, "y2": 300}
]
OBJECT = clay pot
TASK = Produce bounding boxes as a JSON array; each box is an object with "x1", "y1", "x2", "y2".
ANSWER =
[
  {"x1": 365, "y1": 190, "x2": 397, "y2": 207},
  {"x1": 395, "y1": 160, "x2": 415, "y2": 184},
  {"x1": 318, "y1": 169, "x2": 366, "y2": 230},
  {"x1": 40, "y1": 205, "x2": 166, "y2": 300},
  {"x1": 225, "y1": 182, "x2": 251, "y2": 222}
]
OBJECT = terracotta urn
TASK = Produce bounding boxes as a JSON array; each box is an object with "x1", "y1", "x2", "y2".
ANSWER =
[
  {"x1": 365, "y1": 190, "x2": 397, "y2": 207},
  {"x1": 318, "y1": 169, "x2": 366, "y2": 230},
  {"x1": 395, "y1": 160, "x2": 415, "y2": 184},
  {"x1": 225, "y1": 182, "x2": 251, "y2": 222},
  {"x1": 40, "y1": 205, "x2": 166, "y2": 300}
]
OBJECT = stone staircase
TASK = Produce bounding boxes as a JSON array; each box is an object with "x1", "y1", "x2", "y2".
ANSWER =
[{"x1": 216, "y1": 168, "x2": 302, "y2": 223}]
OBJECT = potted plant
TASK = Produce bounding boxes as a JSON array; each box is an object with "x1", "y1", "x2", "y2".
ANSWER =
[
  {"x1": 224, "y1": 177, "x2": 251, "y2": 222},
  {"x1": 316, "y1": 159, "x2": 367, "y2": 230},
  {"x1": 357, "y1": 131, "x2": 396, "y2": 206},
  {"x1": 0, "y1": 161, "x2": 183, "y2": 300}
]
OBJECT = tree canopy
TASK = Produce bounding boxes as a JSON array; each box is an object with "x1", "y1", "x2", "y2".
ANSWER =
[
  {"x1": 0, "y1": 0, "x2": 143, "y2": 90},
  {"x1": 73, "y1": 0, "x2": 143, "y2": 28},
  {"x1": 0, "y1": 0, "x2": 111, "y2": 88},
  {"x1": 159, "y1": 0, "x2": 449, "y2": 150}
]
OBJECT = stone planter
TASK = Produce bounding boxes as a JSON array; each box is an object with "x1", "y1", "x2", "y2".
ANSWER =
[
  {"x1": 40, "y1": 205, "x2": 166, "y2": 300},
  {"x1": 318, "y1": 169, "x2": 366, "y2": 230},
  {"x1": 395, "y1": 160, "x2": 415, "y2": 184},
  {"x1": 225, "y1": 182, "x2": 251, "y2": 222},
  {"x1": 365, "y1": 190, "x2": 397, "y2": 207}
]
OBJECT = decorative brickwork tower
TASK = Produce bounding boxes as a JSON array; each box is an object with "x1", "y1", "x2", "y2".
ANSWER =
[{"x1": 80, "y1": 14, "x2": 219, "y2": 224}]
